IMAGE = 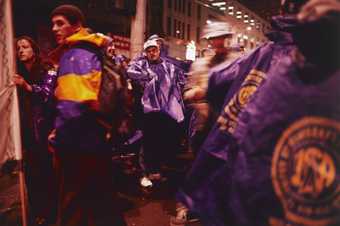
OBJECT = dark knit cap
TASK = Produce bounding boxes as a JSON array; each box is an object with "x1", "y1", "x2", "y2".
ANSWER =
[
  {"x1": 51, "y1": 4, "x2": 85, "y2": 25},
  {"x1": 281, "y1": 0, "x2": 308, "y2": 14}
]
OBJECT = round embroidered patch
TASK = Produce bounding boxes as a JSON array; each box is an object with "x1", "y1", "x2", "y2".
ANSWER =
[{"x1": 272, "y1": 116, "x2": 340, "y2": 226}]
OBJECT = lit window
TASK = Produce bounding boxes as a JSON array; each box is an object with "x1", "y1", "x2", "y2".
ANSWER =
[{"x1": 212, "y1": 2, "x2": 226, "y2": 6}]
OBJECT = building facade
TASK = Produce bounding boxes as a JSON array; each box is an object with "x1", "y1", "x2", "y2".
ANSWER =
[
  {"x1": 13, "y1": 0, "x2": 135, "y2": 57},
  {"x1": 161, "y1": 0, "x2": 271, "y2": 59},
  {"x1": 13, "y1": 0, "x2": 270, "y2": 60}
]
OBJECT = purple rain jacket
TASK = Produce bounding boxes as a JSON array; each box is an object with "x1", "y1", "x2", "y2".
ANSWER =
[
  {"x1": 50, "y1": 29, "x2": 113, "y2": 153},
  {"x1": 216, "y1": 57, "x2": 340, "y2": 226},
  {"x1": 176, "y1": 15, "x2": 299, "y2": 225},
  {"x1": 219, "y1": 13, "x2": 340, "y2": 226},
  {"x1": 179, "y1": 14, "x2": 340, "y2": 226},
  {"x1": 18, "y1": 62, "x2": 57, "y2": 150},
  {"x1": 201, "y1": 15, "x2": 298, "y2": 161},
  {"x1": 127, "y1": 57, "x2": 186, "y2": 123}
]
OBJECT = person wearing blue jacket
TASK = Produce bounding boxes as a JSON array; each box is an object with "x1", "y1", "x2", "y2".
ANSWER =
[
  {"x1": 212, "y1": 7, "x2": 340, "y2": 225},
  {"x1": 178, "y1": 0, "x2": 340, "y2": 225},
  {"x1": 127, "y1": 39, "x2": 186, "y2": 187},
  {"x1": 176, "y1": 1, "x2": 310, "y2": 225}
]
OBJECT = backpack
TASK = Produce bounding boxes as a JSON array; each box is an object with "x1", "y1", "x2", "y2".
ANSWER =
[{"x1": 74, "y1": 42, "x2": 133, "y2": 136}]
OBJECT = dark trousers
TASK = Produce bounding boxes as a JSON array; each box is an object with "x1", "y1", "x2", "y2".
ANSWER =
[
  {"x1": 141, "y1": 112, "x2": 183, "y2": 175},
  {"x1": 54, "y1": 152, "x2": 126, "y2": 226},
  {"x1": 24, "y1": 145, "x2": 57, "y2": 224}
]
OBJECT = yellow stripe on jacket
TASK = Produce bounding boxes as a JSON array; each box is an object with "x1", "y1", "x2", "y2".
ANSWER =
[{"x1": 55, "y1": 71, "x2": 101, "y2": 102}]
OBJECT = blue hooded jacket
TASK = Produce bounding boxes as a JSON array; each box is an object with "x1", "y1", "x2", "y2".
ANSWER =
[
  {"x1": 127, "y1": 57, "x2": 186, "y2": 122},
  {"x1": 178, "y1": 14, "x2": 340, "y2": 226},
  {"x1": 176, "y1": 15, "x2": 299, "y2": 225}
]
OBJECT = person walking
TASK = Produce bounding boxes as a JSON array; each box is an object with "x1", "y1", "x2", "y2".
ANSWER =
[{"x1": 48, "y1": 4, "x2": 126, "y2": 226}]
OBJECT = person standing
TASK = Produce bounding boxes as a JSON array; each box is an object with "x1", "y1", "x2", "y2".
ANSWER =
[
  {"x1": 127, "y1": 39, "x2": 186, "y2": 187},
  {"x1": 176, "y1": 1, "x2": 308, "y2": 225},
  {"x1": 171, "y1": 22, "x2": 235, "y2": 226},
  {"x1": 184, "y1": 21, "x2": 235, "y2": 156},
  {"x1": 14, "y1": 36, "x2": 57, "y2": 226},
  {"x1": 48, "y1": 4, "x2": 126, "y2": 226}
]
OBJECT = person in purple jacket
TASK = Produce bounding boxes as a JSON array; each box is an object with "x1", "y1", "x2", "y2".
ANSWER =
[
  {"x1": 176, "y1": 1, "x2": 310, "y2": 225},
  {"x1": 14, "y1": 36, "x2": 57, "y2": 226},
  {"x1": 211, "y1": 5, "x2": 340, "y2": 226},
  {"x1": 177, "y1": 0, "x2": 340, "y2": 225},
  {"x1": 127, "y1": 39, "x2": 186, "y2": 187},
  {"x1": 48, "y1": 4, "x2": 126, "y2": 226}
]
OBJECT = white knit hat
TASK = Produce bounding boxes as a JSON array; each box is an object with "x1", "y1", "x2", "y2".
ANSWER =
[
  {"x1": 147, "y1": 34, "x2": 164, "y2": 41},
  {"x1": 143, "y1": 39, "x2": 158, "y2": 50},
  {"x1": 201, "y1": 22, "x2": 234, "y2": 39}
]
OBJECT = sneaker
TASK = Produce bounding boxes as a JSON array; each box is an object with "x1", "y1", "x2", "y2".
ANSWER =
[
  {"x1": 140, "y1": 176, "x2": 153, "y2": 187},
  {"x1": 170, "y1": 206, "x2": 199, "y2": 226},
  {"x1": 35, "y1": 217, "x2": 47, "y2": 226}
]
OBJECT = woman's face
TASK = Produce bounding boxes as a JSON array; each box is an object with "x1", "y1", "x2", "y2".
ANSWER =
[{"x1": 16, "y1": 39, "x2": 35, "y2": 63}]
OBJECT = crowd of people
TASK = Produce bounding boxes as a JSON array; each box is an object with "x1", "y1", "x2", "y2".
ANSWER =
[{"x1": 12, "y1": 0, "x2": 340, "y2": 226}]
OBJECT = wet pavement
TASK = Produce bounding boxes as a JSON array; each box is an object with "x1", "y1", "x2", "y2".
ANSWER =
[
  {"x1": 113, "y1": 151, "x2": 203, "y2": 226},
  {"x1": 0, "y1": 152, "x2": 203, "y2": 226}
]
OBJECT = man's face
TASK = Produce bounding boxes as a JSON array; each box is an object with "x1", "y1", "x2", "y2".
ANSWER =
[
  {"x1": 51, "y1": 15, "x2": 80, "y2": 44},
  {"x1": 208, "y1": 35, "x2": 232, "y2": 53},
  {"x1": 106, "y1": 44, "x2": 116, "y2": 58},
  {"x1": 16, "y1": 39, "x2": 35, "y2": 62},
  {"x1": 145, "y1": 46, "x2": 160, "y2": 61}
]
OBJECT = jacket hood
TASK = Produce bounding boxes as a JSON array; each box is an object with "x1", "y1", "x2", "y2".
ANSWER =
[
  {"x1": 66, "y1": 28, "x2": 112, "y2": 48},
  {"x1": 48, "y1": 28, "x2": 112, "y2": 65},
  {"x1": 291, "y1": 12, "x2": 340, "y2": 72},
  {"x1": 266, "y1": 15, "x2": 298, "y2": 44}
]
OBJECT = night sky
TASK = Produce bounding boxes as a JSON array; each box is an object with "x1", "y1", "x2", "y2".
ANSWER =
[{"x1": 236, "y1": 0, "x2": 281, "y2": 20}]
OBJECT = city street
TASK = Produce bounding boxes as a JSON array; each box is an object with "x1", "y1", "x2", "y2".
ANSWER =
[
  {"x1": 113, "y1": 151, "x2": 202, "y2": 226},
  {"x1": 3, "y1": 1, "x2": 338, "y2": 226},
  {"x1": 0, "y1": 151, "x2": 202, "y2": 226}
]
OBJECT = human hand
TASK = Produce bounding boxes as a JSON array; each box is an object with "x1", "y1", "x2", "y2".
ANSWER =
[
  {"x1": 184, "y1": 86, "x2": 206, "y2": 102},
  {"x1": 12, "y1": 74, "x2": 32, "y2": 91},
  {"x1": 13, "y1": 74, "x2": 25, "y2": 86},
  {"x1": 298, "y1": 0, "x2": 340, "y2": 22},
  {"x1": 48, "y1": 129, "x2": 56, "y2": 153}
]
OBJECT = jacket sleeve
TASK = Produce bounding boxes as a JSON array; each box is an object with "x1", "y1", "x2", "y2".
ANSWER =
[
  {"x1": 207, "y1": 43, "x2": 272, "y2": 112},
  {"x1": 31, "y1": 68, "x2": 58, "y2": 103},
  {"x1": 127, "y1": 59, "x2": 152, "y2": 87},
  {"x1": 175, "y1": 67, "x2": 187, "y2": 93}
]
